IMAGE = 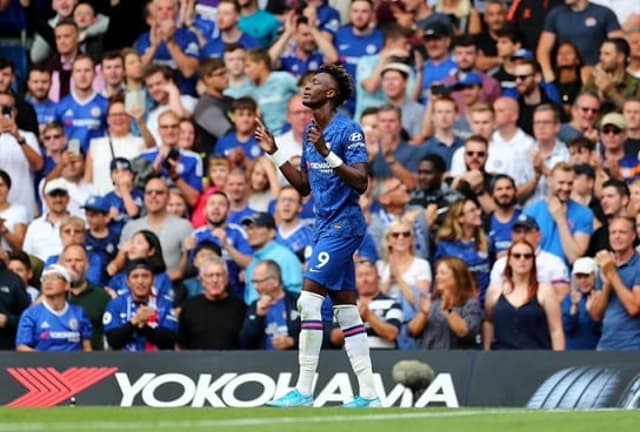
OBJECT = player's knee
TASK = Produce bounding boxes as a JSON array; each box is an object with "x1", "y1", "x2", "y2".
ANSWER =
[{"x1": 297, "y1": 291, "x2": 324, "y2": 319}]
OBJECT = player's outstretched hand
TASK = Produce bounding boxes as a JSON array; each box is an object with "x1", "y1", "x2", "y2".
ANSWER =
[
  {"x1": 255, "y1": 117, "x2": 277, "y2": 154},
  {"x1": 308, "y1": 120, "x2": 329, "y2": 157}
]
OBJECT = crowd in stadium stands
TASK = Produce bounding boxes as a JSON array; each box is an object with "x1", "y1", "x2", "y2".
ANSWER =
[{"x1": 1, "y1": 0, "x2": 640, "y2": 353}]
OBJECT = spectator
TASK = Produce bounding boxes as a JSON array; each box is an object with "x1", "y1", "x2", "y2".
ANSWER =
[
  {"x1": 487, "y1": 28, "x2": 521, "y2": 93},
  {"x1": 490, "y1": 214, "x2": 571, "y2": 300},
  {"x1": 103, "y1": 259, "x2": 178, "y2": 351},
  {"x1": 191, "y1": 191, "x2": 252, "y2": 300},
  {"x1": 200, "y1": 0, "x2": 260, "y2": 60},
  {"x1": 223, "y1": 43, "x2": 253, "y2": 98},
  {"x1": 118, "y1": 176, "x2": 193, "y2": 277},
  {"x1": 243, "y1": 48, "x2": 298, "y2": 135},
  {"x1": 419, "y1": 21, "x2": 456, "y2": 101},
  {"x1": 0, "y1": 57, "x2": 38, "y2": 137},
  {"x1": 417, "y1": 96, "x2": 464, "y2": 171},
  {"x1": 380, "y1": 62, "x2": 424, "y2": 140},
  {"x1": 369, "y1": 105, "x2": 420, "y2": 189},
  {"x1": 506, "y1": 0, "x2": 562, "y2": 53},
  {"x1": 0, "y1": 245, "x2": 30, "y2": 350},
  {"x1": 39, "y1": 124, "x2": 67, "y2": 179},
  {"x1": 554, "y1": 42, "x2": 588, "y2": 116},
  {"x1": 519, "y1": 104, "x2": 570, "y2": 205},
  {"x1": 6, "y1": 251, "x2": 39, "y2": 303},
  {"x1": 177, "y1": 256, "x2": 246, "y2": 349},
  {"x1": 450, "y1": 101, "x2": 508, "y2": 178},
  {"x1": 599, "y1": 112, "x2": 638, "y2": 183},
  {"x1": 0, "y1": 169, "x2": 27, "y2": 252},
  {"x1": 537, "y1": 0, "x2": 622, "y2": 81},
  {"x1": 558, "y1": 91, "x2": 601, "y2": 144},
  {"x1": 122, "y1": 48, "x2": 145, "y2": 93},
  {"x1": 175, "y1": 240, "x2": 222, "y2": 303},
  {"x1": 23, "y1": 178, "x2": 71, "y2": 262},
  {"x1": 54, "y1": 54, "x2": 108, "y2": 153},
  {"x1": 627, "y1": 28, "x2": 640, "y2": 78},
  {"x1": 135, "y1": 0, "x2": 199, "y2": 93},
  {"x1": 484, "y1": 239, "x2": 565, "y2": 350},
  {"x1": 61, "y1": 243, "x2": 110, "y2": 351},
  {"x1": 583, "y1": 37, "x2": 640, "y2": 115},
  {"x1": 332, "y1": 259, "x2": 403, "y2": 350},
  {"x1": 587, "y1": 179, "x2": 631, "y2": 257},
  {"x1": 102, "y1": 158, "x2": 144, "y2": 234},
  {"x1": 83, "y1": 195, "x2": 120, "y2": 273},
  {"x1": 226, "y1": 167, "x2": 254, "y2": 225},
  {"x1": 25, "y1": 65, "x2": 55, "y2": 132},
  {"x1": 275, "y1": 94, "x2": 313, "y2": 164},
  {"x1": 240, "y1": 259, "x2": 302, "y2": 350},
  {"x1": 623, "y1": 98, "x2": 640, "y2": 159},
  {"x1": 449, "y1": 135, "x2": 494, "y2": 213},
  {"x1": 238, "y1": 0, "x2": 281, "y2": 48},
  {"x1": 16, "y1": 264, "x2": 92, "y2": 352},
  {"x1": 191, "y1": 157, "x2": 231, "y2": 228},
  {"x1": 486, "y1": 174, "x2": 521, "y2": 258},
  {"x1": 46, "y1": 18, "x2": 83, "y2": 102},
  {"x1": 274, "y1": 186, "x2": 314, "y2": 262},
  {"x1": 0, "y1": 89, "x2": 43, "y2": 218},
  {"x1": 177, "y1": 118, "x2": 199, "y2": 152},
  {"x1": 474, "y1": 0, "x2": 508, "y2": 72},
  {"x1": 571, "y1": 163, "x2": 606, "y2": 228},
  {"x1": 242, "y1": 211, "x2": 303, "y2": 305},
  {"x1": 562, "y1": 257, "x2": 602, "y2": 350},
  {"x1": 166, "y1": 188, "x2": 189, "y2": 219},
  {"x1": 144, "y1": 64, "x2": 197, "y2": 147},
  {"x1": 268, "y1": 13, "x2": 338, "y2": 79},
  {"x1": 524, "y1": 162, "x2": 594, "y2": 265},
  {"x1": 408, "y1": 256, "x2": 482, "y2": 349},
  {"x1": 193, "y1": 58, "x2": 233, "y2": 154},
  {"x1": 354, "y1": 22, "x2": 414, "y2": 121},
  {"x1": 408, "y1": 154, "x2": 449, "y2": 210},
  {"x1": 450, "y1": 72, "x2": 483, "y2": 137},
  {"x1": 247, "y1": 157, "x2": 280, "y2": 212},
  {"x1": 85, "y1": 97, "x2": 149, "y2": 195},
  {"x1": 589, "y1": 216, "x2": 640, "y2": 350},
  {"x1": 99, "y1": 50, "x2": 124, "y2": 98},
  {"x1": 214, "y1": 97, "x2": 263, "y2": 167},
  {"x1": 434, "y1": 197, "x2": 491, "y2": 304}
]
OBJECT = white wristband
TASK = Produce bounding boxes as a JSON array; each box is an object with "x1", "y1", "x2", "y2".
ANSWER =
[
  {"x1": 270, "y1": 148, "x2": 288, "y2": 167},
  {"x1": 325, "y1": 151, "x2": 343, "y2": 168}
]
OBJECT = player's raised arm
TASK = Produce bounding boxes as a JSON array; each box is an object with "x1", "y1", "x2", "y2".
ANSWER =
[
  {"x1": 255, "y1": 117, "x2": 311, "y2": 196},
  {"x1": 307, "y1": 120, "x2": 368, "y2": 195}
]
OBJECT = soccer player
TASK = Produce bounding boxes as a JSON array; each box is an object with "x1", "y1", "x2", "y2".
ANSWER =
[
  {"x1": 15, "y1": 264, "x2": 92, "y2": 352},
  {"x1": 255, "y1": 64, "x2": 379, "y2": 407}
]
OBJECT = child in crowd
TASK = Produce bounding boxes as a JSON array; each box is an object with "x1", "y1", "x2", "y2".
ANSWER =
[
  {"x1": 191, "y1": 157, "x2": 231, "y2": 228},
  {"x1": 214, "y1": 97, "x2": 263, "y2": 168}
]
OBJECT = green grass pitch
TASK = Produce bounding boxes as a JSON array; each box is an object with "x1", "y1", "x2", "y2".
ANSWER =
[{"x1": 0, "y1": 407, "x2": 638, "y2": 432}]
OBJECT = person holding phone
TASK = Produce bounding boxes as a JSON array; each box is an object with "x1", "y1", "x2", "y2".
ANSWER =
[
  {"x1": 524, "y1": 162, "x2": 594, "y2": 266},
  {"x1": 0, "y1": 90, "x2": 43, "y2": 220}
]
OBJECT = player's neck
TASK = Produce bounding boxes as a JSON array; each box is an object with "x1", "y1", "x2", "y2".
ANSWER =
[{"x1": 312, "y1": 106, "x2": 335, "y2": 129}]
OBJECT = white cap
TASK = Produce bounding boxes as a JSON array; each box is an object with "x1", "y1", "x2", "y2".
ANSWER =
[
  {"x1": 41, "y1": 264, "x2": 71, "y2": 283},
  {"x1": 44, "y1": 178, "x2": 69, "y2": 195},
  {"x1": 572, "y1": 257, "x2": 596, "y2": 275}
]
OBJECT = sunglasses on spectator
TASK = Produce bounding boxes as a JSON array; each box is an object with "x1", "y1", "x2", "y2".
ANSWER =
[
  {"x1": 390, "y1": 231, "x2": 411, "y2": 238},
  {"x1": 579, "y1": 106, "x2": 598, "y2": 114},
  {"x1": 514, "y1": 74, "x2": 533, "y2": 81},
  {"x1": 43, "y1": 134, "x2": 63, "y2": 140},
  {"x1": 511, "y1": 252, "x2": 534, "y2": 260},
  {"x1": 602, "y1": 126, "x2": 622, "y2": 135},
  {"x1": 466, "y1": 151, "x2": 486, "y2": 157},
  {"x1": 145, "y1": 189, "x2": 167, "y2": 195}
]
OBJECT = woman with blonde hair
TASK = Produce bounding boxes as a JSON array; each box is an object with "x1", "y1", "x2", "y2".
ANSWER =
[
  {"x1": 408, "y1": 257, "x2": 482, "y2": 349},
  {"x1": 377, "y1": 219, "x2": 432, "y2": 305},
  {"x1": 434, "y1": 198, "x2": 490, "y2": 304},
  {"x1": 484, "y1": 239, "x2": 565, "y2": 350}
]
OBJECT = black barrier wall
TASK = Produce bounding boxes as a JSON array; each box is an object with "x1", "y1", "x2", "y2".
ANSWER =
[{"x1": 1, "y1": 351, "x2": 639, "y2": 408}]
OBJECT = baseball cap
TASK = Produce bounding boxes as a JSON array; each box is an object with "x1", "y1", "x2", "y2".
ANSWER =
[
  {"x1": 83, "y1": 195, "x2": 110, "y2": 213},
  {"x1": 380, "y1": 62, "x2": 412, "y2": 78},
  {"x1": 453, "y1": 72, "x2": 482, "y2": 90},
  {"x1": 423, "y1": 21, "x2": 450, "y2": 39},
  {"x1": 510, "y1": 48, "x2": 534, "y2": 61},
  {"x1": 572, "y1": 257, "x2": 596, "y2": 275},
  {"x1": 241, "y1": 212, "x2": 276, "y2": 229},
  {"x1": 513, "y1": 214, "x2": 540, "y2": 231},
  {"x1": 44, "y1": 178, "x2": 69, "y2": 196},
  {"x1": 126, "y1": 258, "x2": 154, "y2": 275},
  {"x1": 41, "y1": 264, "x2": 71, "y2": 283},
  {"x1": 600, "y1": 112, "x2": 626, "y2": 130},
  {"x1": 110, "y1": 157, "x2": 133, "y2": 172}
]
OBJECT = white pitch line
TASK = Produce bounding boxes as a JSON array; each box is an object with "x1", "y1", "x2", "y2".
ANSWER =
[{"x1": 0, "y1": 409, "x2": 568, "y2": 432}]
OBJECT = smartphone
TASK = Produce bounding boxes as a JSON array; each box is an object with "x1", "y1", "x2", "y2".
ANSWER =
[
  {"x1": 430, "y1": 83, "x2": 451, "y2": 97},
  {"x1": 125, "y1": 90, "x2": 145, "y2": 116},
  {"x1": 1, "y1": 105, "x2": 11, "y2": 119},
  {"x1": 162, "y1": 148, "x2": 180, "y2": 170},
  {"x1": 68, "y1": 139, "x2": 81, "y2": 154}
]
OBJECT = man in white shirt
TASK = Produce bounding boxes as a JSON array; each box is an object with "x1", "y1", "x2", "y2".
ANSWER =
[{"x1": 0, "y1": 91, "x2": 43, "y2": 220}]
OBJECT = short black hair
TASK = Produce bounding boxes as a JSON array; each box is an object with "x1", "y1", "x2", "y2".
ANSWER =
[
  {"x1": 573, "y1": 163, "x2": 595, "y2": 180},
  {"x1": 602, "y1": 178, "x2": 630, "y2": 197},
  {"x1": 319, "y1": 63, "x2": 354, "y2": 107},
  {"x1": 567, "y1": 136, "x2": 596, "y2": 152},
  {"x1": 489, "y1": 174, "x2": 516, "y2": 193},
  {"x1": 419, "y1": 154, "x2": 446, "y2": 174}
]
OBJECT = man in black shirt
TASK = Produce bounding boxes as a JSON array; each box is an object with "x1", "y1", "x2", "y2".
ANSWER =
[
  {"x1": 177, "y1": 256, "x2": 246, "y2": 350},
  {"x1": 587, "y1": 179, "x2": 630, "y2": 257},
  {"x1": 0, "y1": 246, "x2": 31, "y2": 350}
]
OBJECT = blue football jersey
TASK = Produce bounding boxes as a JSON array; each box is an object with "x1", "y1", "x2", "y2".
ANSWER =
[
  {"x1": 280, "y1": 52, "x2": 324, "y2": 78},
  {"x1": 214, "y1": 132, "x2": 264, "y2": 160},
  {"x1": 27, "y1": 97, "x2": 56, "y2": 127},
  {"x1": 54, "y1": 92, "x2": 108, "y2": 153},
  {"x1": 488, "y1": 210, "x2": 521, "y2": 256},
  {"x1": 335, "y1": 26, "x2": 383, "y2": 81},
  {"x1": 16, "y1": 302, "x2": 92, "y2": 351},
  {"x1": 300, "y1": 114, "x2": 368, "y2": 238},
  {"x1": 102, "y1": 294, "x2": 178, "y2": 352},
  {"x1": 276, "y1": 223, "x2": 314, "y2": 261},
  {"x1": 107, "y1": 271, "x2": 174, "y2": 304},
  {"x1": 137, "y1": 148, "x2": 203, "y2": 192},
  {"x1": 200, "y1": 33, "x2": 261, "y2": 59},
  {"x1": 192, "y1": 224, "x2": 253, "y2": 299},
  {"x1": 103, "y1": 189, "x2": 145, "y2": 234}
]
